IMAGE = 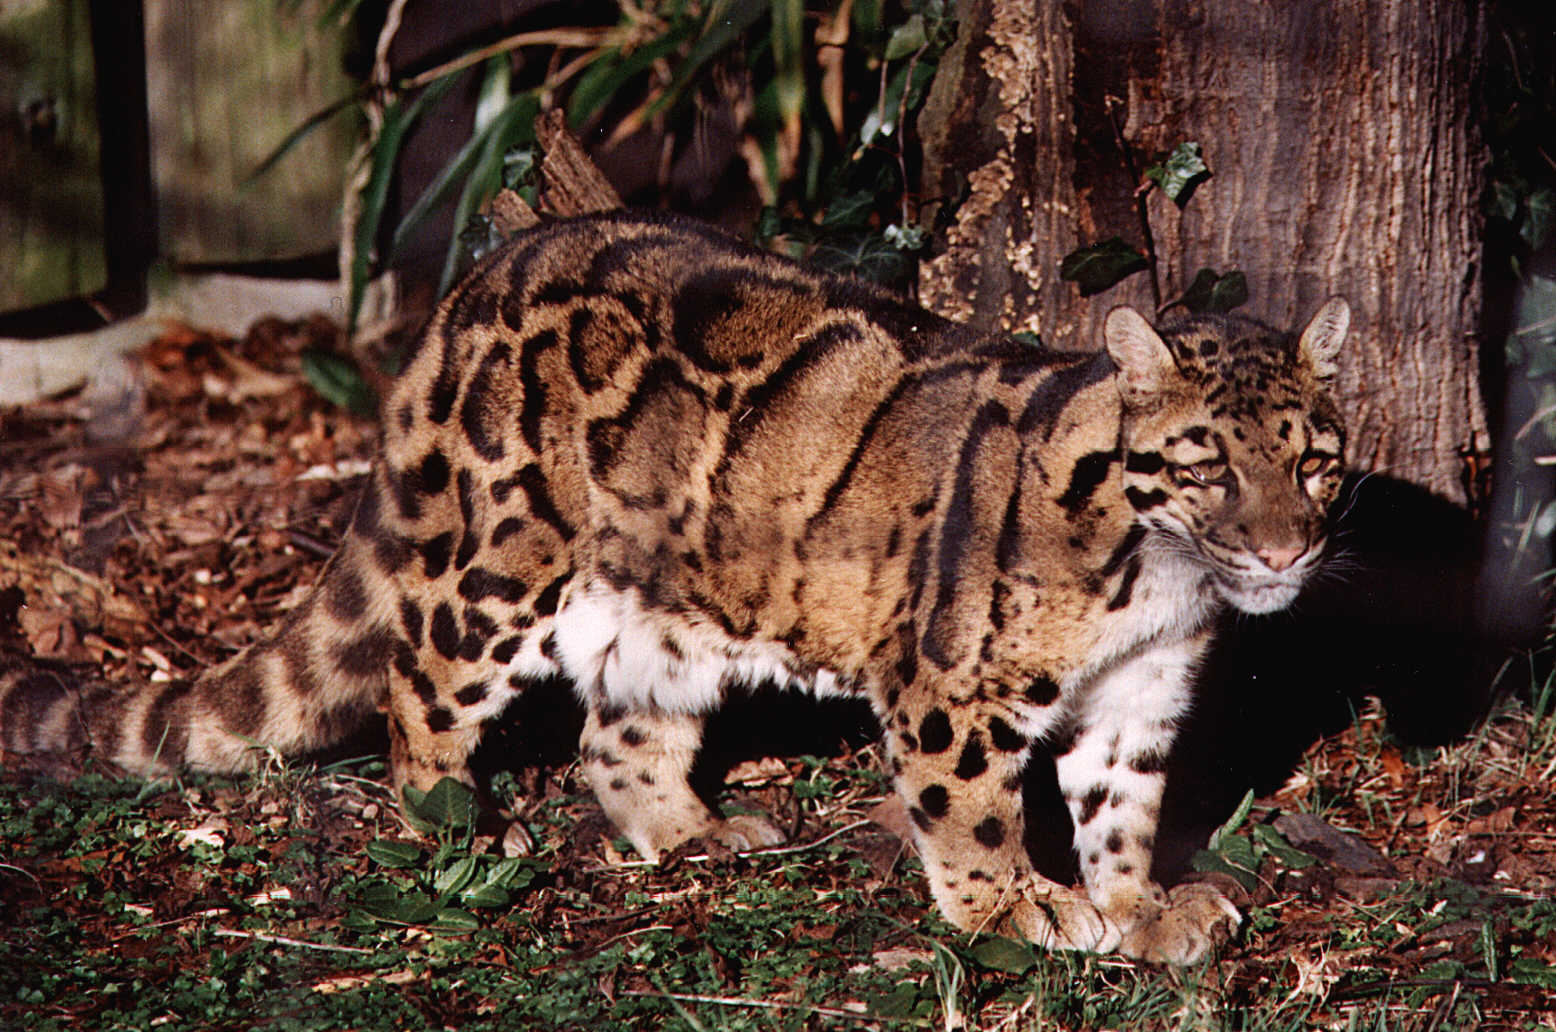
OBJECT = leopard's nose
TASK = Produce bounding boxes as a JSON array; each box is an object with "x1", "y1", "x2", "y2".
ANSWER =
[{"x1": 1255, "y1": 543, "x2": 1306, "y2": 572}]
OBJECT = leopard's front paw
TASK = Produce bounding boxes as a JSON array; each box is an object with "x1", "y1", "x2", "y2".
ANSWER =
[
  {"x1": 1006, "y1": 878, "x2": 1122, "y2": 954},
  {"x1": 1112, "y1": 881, "x2": 1241, "y2": 964}
]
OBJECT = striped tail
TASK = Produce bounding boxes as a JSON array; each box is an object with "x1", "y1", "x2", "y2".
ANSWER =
[{"x1": 1, "y1": 525, "x2": 397, "y2": 777}]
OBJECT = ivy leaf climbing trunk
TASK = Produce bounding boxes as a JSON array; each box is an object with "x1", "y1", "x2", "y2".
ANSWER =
[{"x1": 918, "y1": 0, "x2": 1488, "y2": 504}]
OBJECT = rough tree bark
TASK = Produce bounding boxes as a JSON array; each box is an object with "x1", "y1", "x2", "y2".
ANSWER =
[{"x1": 918, "y1": 0, "x2": 1487, "y2": 504}]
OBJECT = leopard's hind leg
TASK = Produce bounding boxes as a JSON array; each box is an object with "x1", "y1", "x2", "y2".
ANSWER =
[{"x1": 579, "y1": 704, "x2": 784, "y2": 860}]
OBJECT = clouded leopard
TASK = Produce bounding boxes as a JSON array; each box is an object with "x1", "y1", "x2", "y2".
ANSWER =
[{"x1": 1, "y1": 210, "x2": 1350, "y2": 964}]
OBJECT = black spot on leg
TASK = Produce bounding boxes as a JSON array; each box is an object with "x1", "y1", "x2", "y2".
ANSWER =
[
  {"x1": 619, "y1": 726, "x2": 648, "y2": 747},
  {"x1": 430, "y1": 603, "x2": 460, "y2": 660},
  {"x1": 608, "y1": 777, "x2": 629, "y2": 792},
  {"x1": 918, "y1": 784, "x2": 950, "y2": 819},
  {"x1": 454, "y1": 681, "x2": 489, "y2": 706},
  {"x1": 426, "y1": 706, "x2": 455, "y2": 733},
  {"x1": 973, "y1": 817, "x2": 1005, "y2": 848},
  {"x1": 534, "y1": 575, "x2": 568, "y2": 616},
  {"x1": 954, "y1": 733, "x2": 988, "y2": 780},
  {"x1": 1115, "y1": 863, "x2": 1134, "y2": 876},
  {"x1": 1105, "y1": 829, "x2": 1124, "y2": 853},
  {"x1": 1077, "y1": 785, "x2": 1109, "y2": 825},
  {"x1": 1128, "y1": 748, "x2": 1170, "y2": 774},
  {"x1": 1025, "y1": 675, "x2": 1059, "y2": 705},
  {"x1": 410, "y1": 671, "x2": 438, "y2": 705},
  {"x1": 918, "y1": 709, "x2": 953, "y2": 753},
  {"x1": 909, "y1": 806, "x2": 933, "y2": 832},
  {"x1": 420, "y1": 533, "x2": 454, "y2": 579},
  {"x1": 988, "y1": 717, "x2": 1025, "y2": 752},
  {"x1": 399, "y1": 598, "x2": 424, "y2": 647},
  {"x1": 490, "y1": 636, "x2": 524, "y2": 664}
]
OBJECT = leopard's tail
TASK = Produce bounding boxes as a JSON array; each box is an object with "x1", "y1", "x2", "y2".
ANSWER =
[{"x1": 1, "y1": 502, "x2": 399, "y2": 777}]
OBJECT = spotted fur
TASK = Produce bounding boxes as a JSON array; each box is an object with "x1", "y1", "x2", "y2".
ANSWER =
[{"x1": 0, "y1": 211, "x2": 1350, "y2": 963}]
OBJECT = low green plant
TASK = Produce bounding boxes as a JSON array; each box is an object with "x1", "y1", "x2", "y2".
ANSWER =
[{"x1": 346, "y1": 777, "x2": 542, "y2": 933}]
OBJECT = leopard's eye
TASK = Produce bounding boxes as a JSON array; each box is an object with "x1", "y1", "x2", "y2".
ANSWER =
[
  {"x1": 1297, "y1": 452, "x2": 1336, "y2": 478},
  {"x1": 1182, "y1": 460, "x2": 1227, "y2": 487}
]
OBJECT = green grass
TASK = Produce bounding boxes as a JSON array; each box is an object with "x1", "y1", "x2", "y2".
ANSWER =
[{"x1": 2, "y1": 706, "x2": 1555, "y2": 1031}]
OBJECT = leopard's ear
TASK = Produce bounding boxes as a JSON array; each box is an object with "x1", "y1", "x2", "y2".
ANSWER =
[
  {"x1": 1103, "y1": 306, "x2": 1176, "y2": 400},
  {"x1": 1298, "y1": 297, "x2": 1350, "y2": 381}
]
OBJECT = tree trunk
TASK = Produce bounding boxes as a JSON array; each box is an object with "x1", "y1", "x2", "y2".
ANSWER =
[{"x1": 918, "y1": 0, "x2": 1488, "y2": 505}]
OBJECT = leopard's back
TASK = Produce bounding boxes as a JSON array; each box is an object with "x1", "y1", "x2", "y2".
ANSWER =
[{"x1": 373, "y1": 211, "x2": 1121, "y2": 722}]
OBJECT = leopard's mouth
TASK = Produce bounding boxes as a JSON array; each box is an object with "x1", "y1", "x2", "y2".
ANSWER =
[
  {"x1": 1211, "y1": 572, "x2": 1304, "y2": 614},
  {"x1": 1207, "y1": 549, "x2": 1321, "y2": 614}
]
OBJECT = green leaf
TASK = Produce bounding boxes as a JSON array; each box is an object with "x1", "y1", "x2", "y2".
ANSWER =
[
  {"x1": 472, "y1": 54, "x2": 511, "y2": 134},
  {"x1": 1190, "y1": 849, "x2": 1258, "y2": 893},
  {"x1": 433, "y1": 856, "x2": 480, "y2": 898},
  {"x1": 429, "y1": 907, "x2": 481, "y2": 934},
  {"x1": 438, "y1": 93, "x2": 541, "y2": 295},
  {"x1": 403, "y1": 777, "x2": 479, "y2": 834},
  {"x1": 1523, "y1": 188, "x2": 1555, "y2": 250},
  {"x1": 392, "y1": 90, "x2": 536, "y2": 262},
  {"x1": 1491, "y1": 179, "x2": 1523, "y2": 223},
  {"x1": 967, "y1": 936, "x2": 1037, "y2": 974},
  {"x1": 300, "y1": 349, "x2": 375, "y2": 416},
  {"x1": 770, "y1": 0, "x2": 805, "y2": 127},
  {"x1": 485, "y1": 856, "x2": 538, "y2": 892},
  {"x1": 567, "y1": 28, "x2": 691, "y2": 128},
  {"x1": 884, "y1": 14, "x2": 926, "y2": 60},
  {"x1": 1181, "y1": 268, "x2": 1249, "y2": 314},
  {"x1": 1145, "y1": 141, "x2": 1210, "y2": 207},
  {"x1": 1251, "y1": 823, "x2": 1316, "y2": 869},
  {"x1": 462, "y1": 883, "x2": 512, "y2": 909},
  {"x1": 871, "y1": 982, "x2": 927, "y2": 1018},
  {"x1": 365, "y1": 839, "x2": 423, "y2": 869},
  {"x1": 1059, "y1": 238, "x2": 1149, "y2": 296},
  {"x1": 349, "y1": 72, "x2": 459, "y2": 334},
  {"x1": 1208, "y1": 789, "x2": 1256, "y2": 849},
  {"x1": 852, "y1": 0, "x2": 883, "y2": 39},
  {"x1": 245, "y1": 93, "x2": 361, "y2": 185},
  {"x1": 357, "y1": 882, "x2": 439, "y2": 924},
  {"x1": 1011, "y1": 330, "x2": 1044, "y2": 348},
  {"x1": 821, "y1": 189, "x2": 877, "y2": 230},
  {"x1": 1509, "y1": 957, "x2": 1556, "y2": 989}
]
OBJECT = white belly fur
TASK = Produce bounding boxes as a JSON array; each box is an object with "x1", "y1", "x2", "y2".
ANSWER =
[{"x1": 547, "y1": 580, "x2": 843, "y2": 713}]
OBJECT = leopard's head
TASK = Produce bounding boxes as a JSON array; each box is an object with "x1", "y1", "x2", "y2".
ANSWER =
[{"x1": 1104, "y1": 299, "x2": 1350, "y2": 614}]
